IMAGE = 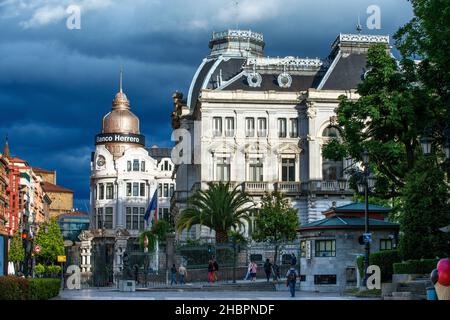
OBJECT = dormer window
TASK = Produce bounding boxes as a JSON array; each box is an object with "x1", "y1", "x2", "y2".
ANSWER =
[
  {"x1": 133, "y1": 159, "x2": 139, "y2": 171},
  {"x1": 127, "y1": 161, "x2": 132, "y2": 172},
  {"x1": 141, "y1": 161, "x2": 145, "y2": 172}
]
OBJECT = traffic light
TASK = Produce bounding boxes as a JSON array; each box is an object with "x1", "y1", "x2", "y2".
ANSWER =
[{"x1": 22, "y1": 229, "x2": 29, "y2": 241}]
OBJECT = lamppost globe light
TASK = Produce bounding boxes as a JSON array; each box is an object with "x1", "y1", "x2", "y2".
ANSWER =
[
  {"x1": 444, "y1": 140, "x2": 450, "y2": 160},
  {"x1": 368, "y1": 175, "x2": 377, "y2": 190},
  {"x1": 361, "y1": 150, "x2": 369, "y2": 165},
  {"x1": 420, "y1": 135, "x2": 432, "y2": 155},
  {"x1": 357, "y1": 181, "x2": 365, "y2": 194}
]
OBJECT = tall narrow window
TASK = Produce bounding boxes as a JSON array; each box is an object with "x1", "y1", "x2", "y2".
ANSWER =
[
  {"x1": 126, "y1": 183, "x2": 132, "y2": 196},
  {"x1": 97, "y1": 208, "x2": 103, "y2": 229},
  {"x1": 140, "y1": 183, "x2": 145, "y2": 197},
  {"x1": 158, "y1": 183, "x2": 162, "y2": 197},
  {"x1": 249, "y1": 158, "x2": 263, "y2": 182},
  {"x1": 106, "y1": 183, "x2": 114, "y2": 199},
  {"x1": 132, "y1": 182, "x2": 139, "y2": 196},
  {"x1": 169, "y1": 184, "x2": 174, "y2": 197},
  {"x1": 257, "y1": 118, "x2": 267, "y2": 137},
  {"x1": 278, "y1": 118, "x2": 287, "y2": 138},
  {"x1": 216, "y1": 157, "x2": 230, "y2": 181},
  {"x1": 139, "y1": 207, "x2": 145, "y2": 230},
  {"x1": 225, "y1": 117, "x2": 235, "y2": 137},
  {"x1": 246, "y1": 117, "x2": 255, "y2": 137},
  {"x1": 127, "y1": 161, "x2": 132, "y2": 172},
  {"x1": 132, "y1": 207, "x2": 139, "y2": 230},
  {"x1": 163, "y1": 183, "x2": 169, "y2": 197},
  {"x1": 281, "y1": 158, "x2": 296, "y2": 181},
  {"x1": 213, "y1": 117, "x2": 222, "y2": 137},
  {"x1": 141, "y1": 161, "x2": 145, "y2": 172},
  {"x1": 164, "y1": 160, "x2": 169, "y2": 171},
  {"x1": 322, "y1": 126, "x2": 343, "y2": 180},
  {"x1": 133, "y1": 159, "x2": 139, "y2": 171},
  {"x1": 98, "y1": 183, "x2": 104, "y2": 200},
  {"x1": 104, "y1": 207, "x2": 113, "y2": 229},
  {"x1": 290, "y1": 118, "x2": 298, "y2": 138},
  {"x1": 126, "y1": 207, "x2": 132, "y2": 229}
]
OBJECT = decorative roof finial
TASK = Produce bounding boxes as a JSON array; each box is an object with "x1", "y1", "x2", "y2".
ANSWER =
[
  {"x1": 356, "y1": 15, "x2": 362, "y2": 34},
  {"x1": 119, "y1": 66, "x2": 123, "y2": 93},
  {"x1": 3, "y1": 134, "x2": 10, "y2": 158},
  {"x1": 234, "y1": 1, "x2": 239, "y2": 30}
]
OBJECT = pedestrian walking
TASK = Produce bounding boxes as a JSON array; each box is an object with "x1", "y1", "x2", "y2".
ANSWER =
[
  {"x1": 170, "y1": 264, "x2": 177, "y2": 285},
  {"x1": 263, "y1": 259, "x2": 272, "y2": 282},
  {"x1": 208, "y1": 260, "x2": 214, "y2": 285},
  {"x1": 179, "y1": 265, "x2": 187, "y2": 285},
  {"x1": 250, "y1": 260, "x2": 257, "y2": 281},
  {"x1": 213, "y1": 258, "x2": 219, "y2": 282},
  {"x1": 286, "y1": 266, "x2": 299, "y2": 297}
]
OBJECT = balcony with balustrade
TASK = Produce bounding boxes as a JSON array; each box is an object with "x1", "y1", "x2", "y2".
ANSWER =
[{"x1": 301, "y1": 179, "x2": 352, "y2": 195}]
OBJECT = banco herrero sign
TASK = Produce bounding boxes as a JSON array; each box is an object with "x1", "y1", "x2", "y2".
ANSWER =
[{"x1": 95, "y1": 133, "x2": 145, "y2": 146}]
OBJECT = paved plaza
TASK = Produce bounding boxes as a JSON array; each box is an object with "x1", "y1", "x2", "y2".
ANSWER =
[{"x1": 57, "y1": 288, "x2": 379, "y2": 300}]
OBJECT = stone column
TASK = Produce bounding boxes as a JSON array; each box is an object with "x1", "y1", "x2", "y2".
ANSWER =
[
  {"x1": 165, "y1": 233, "x2": 176, "y2": 284},
  {"x1": 78, "y1": 230, "x2": 94, "y2": 284},
  {"x1": 113, "y1": 229, "x2": 130, "y2": 285}
]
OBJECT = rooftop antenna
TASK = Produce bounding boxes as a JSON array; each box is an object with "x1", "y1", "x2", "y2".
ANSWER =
[
  {"x1": 234, "y1": 1, "x2": 239, "y2": 30},
  {"x1": 356, "y1": 14, "x2": 362, "y2": 34}
]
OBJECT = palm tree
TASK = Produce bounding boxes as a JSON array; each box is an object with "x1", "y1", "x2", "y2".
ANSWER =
[{"x1": 176, "y1": 181, "x2": 254, "y2": 243}]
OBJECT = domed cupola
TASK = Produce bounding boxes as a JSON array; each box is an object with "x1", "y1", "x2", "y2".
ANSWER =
[{"x1": 95, "y1": 70, "x2": 145, "y2": 158}]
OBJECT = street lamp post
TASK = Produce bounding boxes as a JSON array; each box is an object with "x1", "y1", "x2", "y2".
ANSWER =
[
  {"x1": 355, "y1": 150, "x2": 376, "y2": 288},
  {"x1": 361, "y1": 150, "x2": 370, "y2": 288}
]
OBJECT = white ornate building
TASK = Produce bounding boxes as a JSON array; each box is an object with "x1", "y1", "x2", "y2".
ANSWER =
[
  {"x1": 171, "y1": 30, "x2": 390, "y2": 241},
  {"x1": 79, "y1": 76, "x2": 175, "y2": 283}
]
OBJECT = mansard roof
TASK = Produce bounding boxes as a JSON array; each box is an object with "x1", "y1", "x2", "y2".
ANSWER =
[{"x1": 186, "y1": 31, "x2": 390, "y2": 108}]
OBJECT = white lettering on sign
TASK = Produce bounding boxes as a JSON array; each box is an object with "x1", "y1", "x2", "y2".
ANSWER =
[{"x1": 96, "y1": 134, "x2": 143, "y2": 145}]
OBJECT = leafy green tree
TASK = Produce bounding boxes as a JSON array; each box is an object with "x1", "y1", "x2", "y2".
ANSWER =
[
  {"x1": 398, "y1": 157, "x2": 450, "y2": 259},
  {"x1": 322, "y1": 28, "x2": 449, "y2": 260},
  {"x1": 138, "y1": 230, "x2": 156, "y2": 252},
  {"x1": 176, "y1": 181, "x2": 254, "y2": 243},
  {"x1": 8, "y1": 232, "x2": 25, "y2": 272},
  {"x1": 322, "y1": 43, "x2": 428, "y2": 198},
  {"x1": 395, "y1": 0, "x2": 450, "y2": 134},
  {"x1": 151, "y1": 220, "x2": 172, "y2": 242},
  {"x1": 252, "y1": 191, "x2": 299, "y2": 264},
  {"x1": 34, "y1": 218, "x2": 64, "y2": 266}
]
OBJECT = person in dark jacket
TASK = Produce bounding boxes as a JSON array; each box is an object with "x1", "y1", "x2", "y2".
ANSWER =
[
  {"x1": 263, "y1": 259, "x2": 272, "y2": 282},
  {"x1": 286, "y1": 266, "x2": 299, "y2": 297},
  {"x1": 170, "y1": 264, "x2": 177, "y2": 285}
]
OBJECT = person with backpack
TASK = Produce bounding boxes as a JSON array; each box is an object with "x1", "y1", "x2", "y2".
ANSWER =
[
  {"x1": 263, "y1": 259, "x2": 272, "y2": 282},
  {"x1": 286, "y1": 266, "x2": 299, "y2": 297}
]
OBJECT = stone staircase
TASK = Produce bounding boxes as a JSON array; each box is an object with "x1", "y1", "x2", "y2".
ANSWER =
[
  {"x1": 384, "y1": 275, "x2": 430, "y2": 300},
  {"x1": 137, "y1": 281, "x2": 276, "y2": 292}
]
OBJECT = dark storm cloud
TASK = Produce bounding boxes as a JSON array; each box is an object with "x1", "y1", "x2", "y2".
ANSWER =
[{"x1": 0, "y1": 0, "x2": 413, "y2": 206}]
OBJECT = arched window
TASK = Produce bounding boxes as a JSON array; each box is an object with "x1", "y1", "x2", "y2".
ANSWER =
[{"x1": 322, "y1": 126, "x2": 343, "y2": 180}]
